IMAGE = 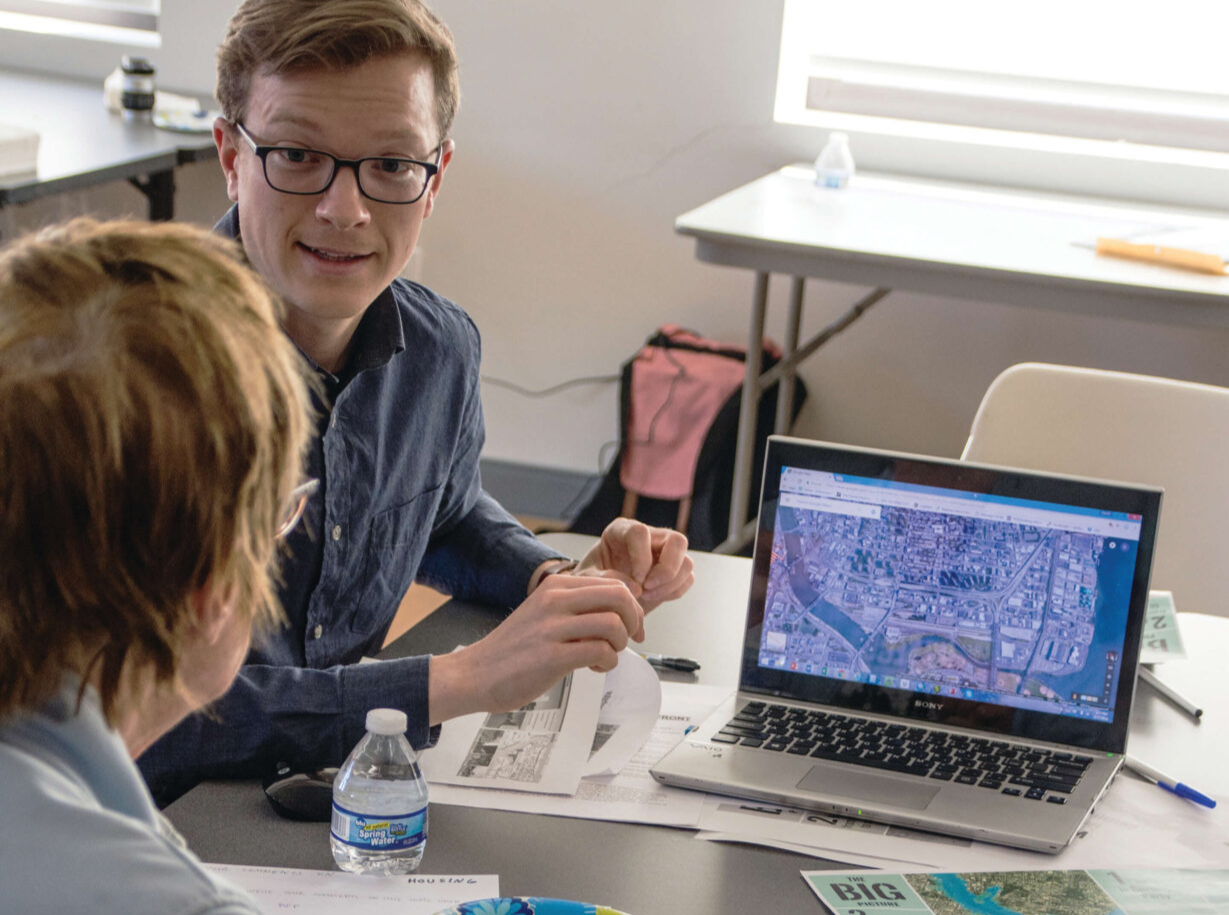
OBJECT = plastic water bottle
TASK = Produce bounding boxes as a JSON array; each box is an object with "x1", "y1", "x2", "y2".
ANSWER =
[
  {"x1": 330, "y1": 708, "x2": 428, "y2": 874},
  {"x1": 814, "y1": 131, "x2": 855, "y2": 189}
]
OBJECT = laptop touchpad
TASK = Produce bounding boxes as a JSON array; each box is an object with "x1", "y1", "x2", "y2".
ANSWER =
[{"x1": 797, "y1": 764, "x2": 940, "y2": 810}]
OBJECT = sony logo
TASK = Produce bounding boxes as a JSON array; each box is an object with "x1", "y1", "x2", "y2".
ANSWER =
[{"x1": 914, "y1": 700, "x2": 944, "y2": 711}]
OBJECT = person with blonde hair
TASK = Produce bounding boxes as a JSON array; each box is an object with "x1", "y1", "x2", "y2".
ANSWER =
[
  {"x1": 0, "y1": 218, "x2": 312, "y2": 912},
  {"x1": 140, "y1": 0, "x2": 695, "y2": 804}
]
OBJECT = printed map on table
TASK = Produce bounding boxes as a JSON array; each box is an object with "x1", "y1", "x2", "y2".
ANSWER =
[{"x1": 803, "y1": 868, "x2": 1229, "y2": 915}]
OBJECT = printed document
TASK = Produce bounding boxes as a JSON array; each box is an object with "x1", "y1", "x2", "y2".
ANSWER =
[
  {"x1": 205, "y1": 864, "x2": 497, "y2": 914},
  {"x1": 421, "y1": 667, "x2": 603, "y2": 795},
  {"x1": 429, "y1": 681, "x2": 733, "y2": 827}
]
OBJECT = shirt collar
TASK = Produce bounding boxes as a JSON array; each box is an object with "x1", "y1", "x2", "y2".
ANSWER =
[
  {"x1": 213, "y1": 205, "x2": 406, "y2": 381},
  {"x1": 28, "y1": 679, "x2": 162, "y2": 826}
]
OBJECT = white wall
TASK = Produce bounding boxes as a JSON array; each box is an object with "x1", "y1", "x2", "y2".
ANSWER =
[
  {"x1": 6, "y1": 1, "x2": 1228, "y2": 480},
  {"x1": 0, "y1": 4, "x2": 229, "y2": 95},
  {"x1": 426, "y1": 0, "x2": 1229, "y2": 473}
]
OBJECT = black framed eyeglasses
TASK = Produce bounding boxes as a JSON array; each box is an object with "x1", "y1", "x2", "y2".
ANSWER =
[
  {"x1": 234, "y1": 122, "x2": 441, "y2": 205},
  {"x1": 277, "y1": 478, "x2": 320, "y2": 539}
]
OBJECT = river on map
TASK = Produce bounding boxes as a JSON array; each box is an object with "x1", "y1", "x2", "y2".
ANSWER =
[
  {"x1": 1033, "y1": 539, "x2": 1139, "y2": 707},
  {"x1": 932, "y1": 874, "x2": 1022, "y2": 914}
]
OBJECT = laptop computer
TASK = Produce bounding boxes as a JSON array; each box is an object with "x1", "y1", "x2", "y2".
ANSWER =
[{"x1": 652, "y1": 436, "x2": 1162, "y2": 853}]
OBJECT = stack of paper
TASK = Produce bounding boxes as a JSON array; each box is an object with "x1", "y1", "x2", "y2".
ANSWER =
[{"x1": 0, "y1": 122, "x2": 38, "y2": 178}]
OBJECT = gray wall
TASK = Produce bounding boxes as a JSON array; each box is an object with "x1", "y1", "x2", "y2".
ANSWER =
[{"x1": 6, "y1": 2, "x2": 1227, "y2": 487}]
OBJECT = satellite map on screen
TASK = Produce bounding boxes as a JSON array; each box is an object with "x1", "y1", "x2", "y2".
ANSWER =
[{"x1": 758, "y1": 469, "x2": 1141, "y2": 721}]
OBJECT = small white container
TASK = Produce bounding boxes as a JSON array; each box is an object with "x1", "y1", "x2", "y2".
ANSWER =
[{"x1": 814, "y1": 131, "x2": 855, "y2": 189}]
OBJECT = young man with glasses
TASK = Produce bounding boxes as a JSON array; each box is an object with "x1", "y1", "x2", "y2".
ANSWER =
[{"x1": 139, "y1": 0, "x2": 695, "y2": 804}]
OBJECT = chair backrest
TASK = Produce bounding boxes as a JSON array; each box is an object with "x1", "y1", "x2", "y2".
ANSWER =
[{"x1": 962, "y1": 362, "x2": 1229, "y2": 618}]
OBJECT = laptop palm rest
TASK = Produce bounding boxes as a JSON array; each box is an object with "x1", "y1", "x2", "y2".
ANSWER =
[{"x1": 798, "y1": 764, "x2": 940, "y2": 809}]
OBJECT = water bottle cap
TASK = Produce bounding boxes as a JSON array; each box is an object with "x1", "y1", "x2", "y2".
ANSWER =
[{"x1": 365, "y1": 708, "x2": 408, "y2": 735}]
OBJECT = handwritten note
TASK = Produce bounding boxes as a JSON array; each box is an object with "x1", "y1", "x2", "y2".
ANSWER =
[{"x1": 205, "y1": 864, "x2": 497, "y2": 914}]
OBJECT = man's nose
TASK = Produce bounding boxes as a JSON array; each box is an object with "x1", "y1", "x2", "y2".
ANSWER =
[{"x1": 315, "y1": 163, "x2": 370, "y2": 228}]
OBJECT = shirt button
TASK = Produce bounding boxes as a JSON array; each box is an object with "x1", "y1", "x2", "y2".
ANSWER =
[
  {"x1": 332, "y1": 524, "x2": 342, "y2": 541},
  {"x1": 329, "y1": 413, "x2": 336, "y2": 429},
  {"x1": 313, "y1": 624, "x2": 323, "y2": 640}
]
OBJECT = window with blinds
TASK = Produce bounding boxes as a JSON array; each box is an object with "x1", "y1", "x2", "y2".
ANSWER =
[
  {"x1": 0, "y1": 0, "x2": 158, "y2": 41},
  {"x1": 775, "y1": 0, "x2": 1229, "y2": 157}
]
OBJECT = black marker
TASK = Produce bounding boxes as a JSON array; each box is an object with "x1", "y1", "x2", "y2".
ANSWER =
[{"x1": 641, "y1": 652, "x2": 701, "y2": 672}]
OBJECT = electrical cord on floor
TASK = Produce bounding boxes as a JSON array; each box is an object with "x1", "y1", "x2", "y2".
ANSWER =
[
  {"x1": 481, "y1": 373, "x2": 620, "y2": 397},
  {"x1": 483, "y1": 355, "x2": 689, "y2": 524}
]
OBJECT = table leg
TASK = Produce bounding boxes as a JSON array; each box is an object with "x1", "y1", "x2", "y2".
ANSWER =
[
  {"x1": 718, "y1": 271, "x2": 769, "y2": 554},
  {"x1": 775, "y1": 276, "x2": 805, "y2": 434},
  {"x1": 718, "y1": 283, "x2": 889, "y2": 555},
  {"x1": 128, "y1": 169, "x2": 175, "y2": 221}
]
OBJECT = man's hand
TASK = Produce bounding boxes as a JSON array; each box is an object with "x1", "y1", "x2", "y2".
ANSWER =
[
  {"x1": 577, "y1": 519, "x2": 694, "y2": 628},
  {"x1": 428, "y1": 574, "x2": 644, "y2": 724}
]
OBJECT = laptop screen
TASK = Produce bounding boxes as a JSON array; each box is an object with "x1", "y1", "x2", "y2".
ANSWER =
[{"x1": 741, "y1": 438, "x2": 1163, "y2": 753}]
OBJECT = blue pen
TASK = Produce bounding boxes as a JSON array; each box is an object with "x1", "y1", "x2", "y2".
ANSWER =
[{"x1": 1124, "y1": 755, "x2": 1217, "y2": 809}]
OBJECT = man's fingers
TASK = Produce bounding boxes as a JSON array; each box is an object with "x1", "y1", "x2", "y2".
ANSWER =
[
  {"x1": 552, "y1": 610, "x2": 632, "y2": 654},
  {"x1": 640, "y1": 569, "x2": 696, "y2": 613},
  {"x1": 642, "y1": 554, "x2": 694, "y2": 601},
  {"x1": 605, "y1": 517, "x2": 654, "y2": 584},
  {"x1": 642, "y1": 529, "x2": 689, "y2": 590},
  {"x1": 535, "y1": 574, "x2": 644, "y2": 640}
]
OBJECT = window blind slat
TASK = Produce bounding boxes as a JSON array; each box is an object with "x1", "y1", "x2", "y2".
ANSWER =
[{"x1": 0, "y1": 0, "x2": 156, "y2": 33}]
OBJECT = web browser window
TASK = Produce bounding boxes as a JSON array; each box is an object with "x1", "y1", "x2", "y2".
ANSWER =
[{"x1": 758, "y1": 466, "x2": 1144, "y2": 725}]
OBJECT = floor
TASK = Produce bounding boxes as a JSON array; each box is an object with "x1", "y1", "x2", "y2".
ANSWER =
[{"x1": 381, "y1": 515, "x2": 568, "y2": 647}]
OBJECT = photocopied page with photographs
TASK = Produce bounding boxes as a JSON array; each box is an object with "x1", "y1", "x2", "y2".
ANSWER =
[
  {"x1": 583, "y1": 649, "x2": 662, "y2": 778},
  {"x1": 420, "y1": 667, "x2": 604, "y2": 795},
  {"x1": 429, "y1": 681, "x2": 734, "y2": 827}
]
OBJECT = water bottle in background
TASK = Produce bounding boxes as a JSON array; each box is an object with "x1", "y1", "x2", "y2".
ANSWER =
[
  {"x1": 330, "y1": 708, "x2": 428, "y2": 875},
  {"x1": 814, "y1": 131, "x2": 855, "y2": 189}
]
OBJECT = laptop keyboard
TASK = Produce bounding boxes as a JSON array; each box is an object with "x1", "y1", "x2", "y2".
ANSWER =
[{"x1": 715, "y1": 701, "x2": 1093, "y2": 804}]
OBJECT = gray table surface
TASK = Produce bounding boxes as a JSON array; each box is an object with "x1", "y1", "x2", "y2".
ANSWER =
[
  {"x1": 166, "y1": 537, "x2": 844, "y2": 913},
  {"x1": 0, "y1": 67, "x2": 215, "y2": 214},
  {"x1": 164, "y1": 534, "x2": 1229, "y2": 913}
]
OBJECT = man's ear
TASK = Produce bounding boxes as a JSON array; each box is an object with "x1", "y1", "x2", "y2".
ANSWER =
[
  {"x1": 421, "y1": 138, "x2": 454, "y2": 220},
  {"x1": 214, "y1": 117, "x2": 242, "y2": 204}
]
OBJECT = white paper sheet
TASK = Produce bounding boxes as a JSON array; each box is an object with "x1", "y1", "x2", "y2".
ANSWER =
[
  {"x1": 692, "y1": 778, "x2": 1229, "y2": 872},
  {"x1": 205, "y1": 864, "x2": 498, "y2": 914},
  {"x1": 429, "y1": 682, "x2": 734, "y2": 827},
  {"x1": 420, "y1": 668, "x2": 603, "y2": 795},
  {"x1": 583, "y1": 649, "x2": 662, "y2": 777},
  {"x1": 695, "y1": 830, "x2": 927, "y2": 870}
]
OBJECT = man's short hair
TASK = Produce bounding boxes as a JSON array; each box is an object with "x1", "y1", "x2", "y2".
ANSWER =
[
  {"x1": 0, "y1": 218, "x2": 312, "y2": 725},
  {"x1": 216, "y1": 0, "x2": 460, "y2": 143}
]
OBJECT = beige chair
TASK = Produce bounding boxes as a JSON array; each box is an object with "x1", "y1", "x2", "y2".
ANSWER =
[{"x1": 962, "y1": 362, "x2": 1229, "y2": 619}]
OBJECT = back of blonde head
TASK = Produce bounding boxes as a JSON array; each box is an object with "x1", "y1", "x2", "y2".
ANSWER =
[{"x1": 0, "y1": 219, "x2": 312, "y2": 724}]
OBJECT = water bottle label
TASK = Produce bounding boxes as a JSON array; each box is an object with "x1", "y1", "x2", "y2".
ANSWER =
[{"x1": 330, "y1": 801, "x2": 427, "y2": 851}]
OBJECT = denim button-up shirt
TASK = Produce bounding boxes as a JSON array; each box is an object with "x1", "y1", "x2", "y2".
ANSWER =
[{"x1": 138, "y1": 207, "x2": 562, "y2": 805}]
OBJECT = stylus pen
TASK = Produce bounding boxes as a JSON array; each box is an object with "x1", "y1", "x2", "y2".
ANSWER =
[
  {"x1": 1123, "y1": 755, "x2": 1217, "y2": 809},
  {"x1": 640, "y1": 653, "x2": 701, "y2": 672},
  {"x1": 1138, "y1": 666, "x2": 1203, "y2": 721}
]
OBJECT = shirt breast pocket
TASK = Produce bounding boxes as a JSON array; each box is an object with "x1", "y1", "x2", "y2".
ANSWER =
[{"x1": 352, "y1": 482, "x2": 444, "y2": 635}]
